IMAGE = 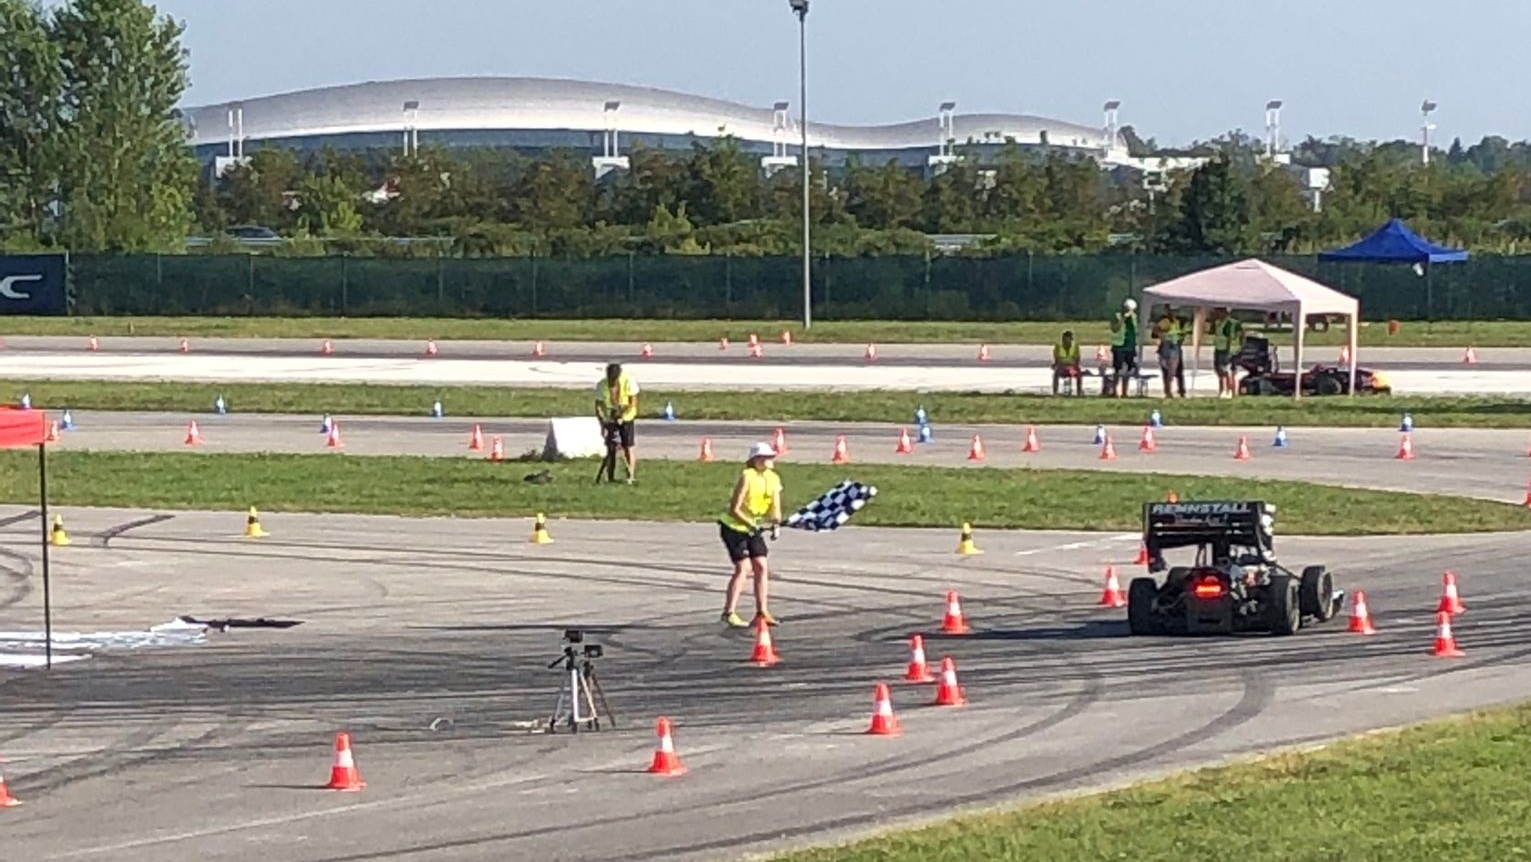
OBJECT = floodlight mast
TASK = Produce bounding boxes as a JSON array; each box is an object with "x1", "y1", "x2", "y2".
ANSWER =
[
  {"x1": 403, "y1": 100, "x2": 420, "y2": 157},
  {"x1": 1103, "y1": 100, "x2": 1121, "y2": 150},
  {"x1": 790, "y1": 0, "x2": 811, "y2": 329},
  {"x1": 1420, "y1": 100, "x2": 1437, "y2": 166},
  {"x1": 1264, "y1": 100, "x2": 1283, "y2": 159}
]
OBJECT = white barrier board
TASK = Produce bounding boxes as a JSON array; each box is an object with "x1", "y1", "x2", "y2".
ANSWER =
[{"x1": 544, "y1": 416, "x2": 605, "y2": 460}]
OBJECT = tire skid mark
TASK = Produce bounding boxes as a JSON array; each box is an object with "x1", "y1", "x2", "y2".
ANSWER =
[{"x1": 92, "y1": 513, "x2": 176, "y2": 548}]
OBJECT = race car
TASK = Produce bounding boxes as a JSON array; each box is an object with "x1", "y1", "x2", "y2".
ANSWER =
[
  {"x1": 1233, "y1": 334, "x2": 1392, "y2": 396},
  {"x1": 1126, "y1": 500, "x2": 1345, "y2": 636}
]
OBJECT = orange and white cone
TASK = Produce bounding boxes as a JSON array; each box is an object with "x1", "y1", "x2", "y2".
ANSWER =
[
  {"x1": 1339, "y1": 345, "x2": 1351, "y2": 365},
  {"x1": 0, "y1": 759, "x2": 20, "y2": 807},
  {"x1": 904, "y1": 634, "x2": 934, "y2": 682},
  {"x1": 320, "y1": 339, "x2": 334, "y2": 355},
  {"x1": 646, "y1": 717, "x2": 687, "y2": 776},
  {"x1": 1095, "y1": 344, "x2": 1108, "y2": 363},
  {"x1": 781, "y1": 330, "x2": 793, "y2": 345},
  {"x1": 488, "y1": 435, "x2": 505, "y2": 462},
  {"x1": 1134, "y1": 542, "x2": 1149, "y2": 565},
  {"x1": 531, "y1": 340, "x2": 546, "y2": 357},
  {"x1": 1431, "y1": 611, "x2": 1465, "y2": 657},
  {"x1": 748, "y1": 333, "x2": 760, "y2": 348},
  {"x1": 932, "y1": 657, "x2": 967, "y2": 707},
  {"x1": 832, "y1": 435, "x2": 851, "y2": 464},
  {"x1": 1437, "y1": 571, "x2": 1466, "y2": 615},
  {"x1": 1139, "y1": 426, "x2": 1156, "y2": 452},
  {"x1": 718, "y1": 337, "x2": 729, "y2": 351},
  {"x1": 640, "y1": 342, "x2": 653, "y2": 359},
  {"x1": 941, "y1": 590, "x2": 970, "y2": 634},
  {"x1": 179, "y1": 337, "x2": 189, "y2": 353},
  {"x1": 866, "y1": 682, "x2": 901, "y2": 736},
  {"x1": 425, "y1": 339, "x2": 438, "y2": 357},
  {"x1": 1464, "y1": 346, "x2": 1477, "y2": 365},
  {"x1": 749, "y1": 616, "x2": 780, "y2": 666},
  {"x1": 1234, "y1": 436, "x2": 1252, "y2": 461},
  {"x1": 468, "y1": 423, "x2": 484, "y2": 451},
  {"x1": 895, "y1": 427, "x2": 913, "y2": 454},
  {"x1": 864, "y1": 343, "x2": 878, "y2": 361},
  {"x1": 1097, "y1": 566, "x2": 1127, "y2": 607},
  {"x1": 1022, "y1": 425, "x2": 1041, "y2": 453},
  {"x1": 772, "y1": 427, "x2": 788, "y2": 455},
  {"x1": 699, "y1": 437, "x2": 714, "y2": 462},
  {"x1": 1348, "y1": 590, "x2": 1376, "y2": 635},
  {"x1": 87, "y1": 335, "x2": 99, "y2": 352},
  {"x1": 967, "y1": 434, "x2": 986, "y2": 461},
  {"x1": 324, "y1": 732, "x2": 365, "y2": 791},
  {"x1": 1396, "y1": 433, "x2": 1415, "y2": 460},
  {"x1": 1099, "y1": 435, "x2": 1117, "y2": 460},
  {"x1": 977, "y1": 343, "x2": 990, "y2": 361},
  {"x1": 326, "y1": 422, "x2": 344, "y2": 449},
  {"x1": 184, "y1": 420, "x2": 202, "y2": 446},
  {"x1": 749, "y1": 342, "x2": 763, "y2": 358}
]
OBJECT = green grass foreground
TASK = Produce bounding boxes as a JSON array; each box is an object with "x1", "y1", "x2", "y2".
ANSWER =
[
  {"x1": 0, "y1": 451, "x2": 1524, "y2": 534},
  {"x1": 0, "y1": 315, "x2": 1520, "y2": 346},
  {"x1": 770, "y1": 703, "x2": 1531, "y2": 862},
  {"x1": 7, "y1": 379, "x2": 1531, "y2": 429}
]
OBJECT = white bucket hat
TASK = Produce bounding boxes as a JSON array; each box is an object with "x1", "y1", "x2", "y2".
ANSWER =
[{"x1": 747, "y1": 441, "x2": 777, "y2": 461}]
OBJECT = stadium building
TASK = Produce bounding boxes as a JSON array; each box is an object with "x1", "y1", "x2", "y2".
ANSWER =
[{"x1": 181, "y1": 77, "x2": 1148, "y2": 178}]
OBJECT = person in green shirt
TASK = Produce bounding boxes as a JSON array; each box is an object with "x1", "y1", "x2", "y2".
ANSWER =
[
  {"x1": 1210, "y1": 308, "x2": 1246, "y2": 398},
  {"x1": 1108, "y1": 298, "x2": 1140, "y2": 398},
  {"x1": 1151, "y1": 306, "x2": 1188, "y2": 398}
]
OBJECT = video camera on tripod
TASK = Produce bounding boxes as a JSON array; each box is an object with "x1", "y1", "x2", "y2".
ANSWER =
[{"x1": 547, "y1": 629, "x2": 614, "y2": 733}]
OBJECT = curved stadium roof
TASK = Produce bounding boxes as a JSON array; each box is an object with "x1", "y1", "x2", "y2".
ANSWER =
[{"x1": 181, "y1": 77, "x2": 1122, "y2": 155}]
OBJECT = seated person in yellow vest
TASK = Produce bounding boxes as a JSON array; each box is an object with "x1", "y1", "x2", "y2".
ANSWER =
[
  {"x1": 593, "y1": 362, "x2": 640, "y2": 483},
  {"x1": 1052, "y1": 330, "x2": 1082, "y2": 395},
  {"x1": 1151, "y1": 307, "x2": 1188, "y2": 398},
  {"x1": 1210, "y1": 308, "x2": 1246, "y2": 398},
  {"x1": 719, "y1": 442, "x2": 784, "y2": 628},
  {"x1": 1108, "y1": 297, "x2": 1140, "y2": 397}
]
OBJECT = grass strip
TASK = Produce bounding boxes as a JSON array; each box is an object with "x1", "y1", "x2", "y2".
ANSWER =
[
  {"x1": 0, "y1": 451, "x2": 1523, "y2": 534},
  {"x1": 6, "y1": 379, "x2": 1531, "y2": 429},
  {"x1": 769, "y1": 703, "x2": 1531, "y2": 862},
  {"x1": 0, "y1": 315, "x2": 1518, "y2": 346}
]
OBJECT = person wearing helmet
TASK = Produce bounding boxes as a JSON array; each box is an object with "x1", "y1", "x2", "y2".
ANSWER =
[
  {"x1": 1109, "y1": 297, "x2": 1140, "y2": 397},
  {"x1": 718, "y1": 441, "x2": 784, "y2": 628}
]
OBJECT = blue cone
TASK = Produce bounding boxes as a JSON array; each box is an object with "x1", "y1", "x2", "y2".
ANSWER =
[
  {"x1": 1399, "y1": 413, "x2": 1413, "y2": 433},
  {"x1": 19, "y1": 393, "x2": 30, "y2": 410},
  {"x1": 60, "y1": 410, "x2": 74, "y2": 431},
  {"x1": 214, "y1": 395, "x2": 227, "y2": 415},
  {"x1": 917, "y1": 423, "x2": 933, "y2": 444},
  {"x1": 1273, "y1": 426, "x2": 1288, "y2": 448},
  {"x1": 1093, "y1": 423, "x2": 1106, "y2": 445},
  {"x1": 431, "y1": 400, "x2": 444, "y2": 418},
  {"x1": 914, "y1": 406, "x2": 928, "y2": 426},
  {"x1": 1150, "y1": 409, "x2": 1163, "y2": 428},
  {"x1": 663, "y1": 401, "x2": 676, "y2": 421},
  {"x1": 320, "y1": 414, "x2": 333, "y2": 434}
]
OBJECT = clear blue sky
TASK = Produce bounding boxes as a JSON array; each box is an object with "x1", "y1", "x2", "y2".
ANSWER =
[{"x1": 147, "y1": 0, "x2": 1531, "y2": 147}]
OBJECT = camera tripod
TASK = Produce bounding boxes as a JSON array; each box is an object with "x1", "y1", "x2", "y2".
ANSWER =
[{"x1": 547, "y1": 647, "x2": 616, "y2": 733}]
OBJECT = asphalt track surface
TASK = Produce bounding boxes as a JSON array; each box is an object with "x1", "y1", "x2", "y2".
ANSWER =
[
  {"x1": 2, "y1": 334, "x2": 1527, "y2": 370},
  {"x1": 43, "y1": 410, "x2": 1531, "y2": 504}
]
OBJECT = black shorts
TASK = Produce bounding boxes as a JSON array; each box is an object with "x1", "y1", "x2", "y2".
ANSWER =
[
  {"x1": 605, "y1": 420, "x2": 635, "y2": 448},
  {"x1": 719, "y1": 523, "x2": 767, "y2": 562},
  {"x1": 1213, "y1": 350, "x2": 1232, "y2": 374},
  {"x1": 1112, "y1": 347, "x2": 1137, "y2": 375}
]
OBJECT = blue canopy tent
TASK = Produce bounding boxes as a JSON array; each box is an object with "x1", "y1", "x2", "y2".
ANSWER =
[
  {"x1": 1317, "y1": 218, "x2": 1468, "y2": 264},
  {"x1": 1318, "y1": 219, "x2": 1468, "y2": 320}
]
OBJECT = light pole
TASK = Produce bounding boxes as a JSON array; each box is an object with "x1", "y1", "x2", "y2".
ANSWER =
[
  {"x1": 789, "y1": 0, "x2": 810, "y2": 329},
  {"x1": 1420, "y1": 99, "x2": 1437, "y2": 166}
]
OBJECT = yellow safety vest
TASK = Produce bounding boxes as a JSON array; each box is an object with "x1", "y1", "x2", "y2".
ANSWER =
[
  {"x1": 1053, "y1": 341, "x2": 1080, "y2": 364},
  {"x1": 721, "y1": 467, "x2": 781, "y2": 533},
  {"x1": 596, "y1": 372, "x2": 638, "y2": 422},
  {"x1": 1214, "y1": 318, "x2": 1243, "y2": 352},
  {"x1": 1158, "y1": 317, "x2": 1185, "y2": 345}
]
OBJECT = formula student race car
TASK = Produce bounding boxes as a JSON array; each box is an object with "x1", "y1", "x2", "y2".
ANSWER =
[
  {"x1": 1126, "y1": 500, "x2": 1345, "y2": 637},
  {"x1": 1233, "y1": 334, "x2": 1393, "y2": 396}
]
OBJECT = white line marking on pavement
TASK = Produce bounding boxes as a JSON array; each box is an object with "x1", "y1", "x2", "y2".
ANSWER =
[{"x1": 1015, "y1": 534, "x2": 1138, "y2": 557}]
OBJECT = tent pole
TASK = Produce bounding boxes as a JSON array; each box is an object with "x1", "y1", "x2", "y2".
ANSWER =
[
  {"x1": 1293, "y1": 308, "x2": 1304, "y2": 401},
  {"x1": 38, "y1": 443, "x2": 52, "y2": 671}
]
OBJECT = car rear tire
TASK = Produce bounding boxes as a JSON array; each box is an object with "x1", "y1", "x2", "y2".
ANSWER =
[
  {"x1": 1127, "y1": 577, "x2": 1161, "y2": 636},
  {"x1": 1269, "y1": 574, "x2": 1301, "y2": 636},
  {"x1": 1301, "y1": 565, "x2": 1335, "y2": 622}
]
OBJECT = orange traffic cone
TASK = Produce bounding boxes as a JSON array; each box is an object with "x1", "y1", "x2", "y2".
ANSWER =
[
  {"x1": 1396, "y1": 433, "x2": 1415, "y2": 460},
  {"x1": 749, "y1": 342, "x2": 763, "y2": 358},
  {"x1": 895, "y1": 427, "x2": 913, "y2": 454},
  {"x1": 179, "y1": 337, "x2": 189, "y2": 353},
  {"x1": 488, "y1": 435, "x2": 505, "y2": 462},
  {"x1": 425, "y1": 339, "x2": 438, "y2": 356},
  {"x1": 748, "y1": 333, "x2": 759, "y2": 347},
  {"x1": 749, "y1": 616, "x2": 780, "y2": 666},
  {"x1": 1437, "y1": 571, "x2": 1466, "y2": 615},
  {"x1": 866, "y1": 683, "x2": 901, "y2": 736},
  {"x1": 1139, "y1": 426, "x2": 1156, "y2": 452},
  {"x1": 1022, "y1": 425, "x2": 1041, "y2": 453},
  {"x1": 320, "y1": 339, "x2": 334, "y2": 355},
  {"x1": 1099, "y1": 435, "x2": 1117, "y2": 460},
  {"x1": 1431, "y1": 611, "x2": 1465, "y2": 657},
  {"x1": 468, "y1": 423, "x2": 484, "y2": 451},
  {"x1": 45, "y1": 421, "x2": 58, "y2": 443},
  {"x1": 699, "y1": 437, "x2": 714, "y2": 462},
  {"x1": 647, "y1": 717, "x2": 687, "y2": 776},
  {"x1": 772, "y1": 427, "x2": 788, "y2": 455},
  {"x1": 184, "y1": 420, "x2": 202, "y2": 446},
  {"x1": 640, "y1": 342, "x2": 653, "y2": 359},
  {"x1": 1134, "y1": 542, "x2": 1149, "y2": 565},
  {"x1": 904, "y1": 634, "x2": 934, "y2": 682},
  {"x1": 87, "y1": 335, "x2": 98, "y2": 351},
  {"x1": 1234, "y1": 436, "x2": 1252, "y2": 461},
  {"x1": 1166, "y1": 490, "x2": 1179, "y2": 503},
  {"x1": 324, "y1": 732, "x2": 365, "y2": 791},
  {"x1": 1522, "y1": 477, "x2": 1531, "y2": 507},
  {"x1": 781, "y1": 330, "x2": 793, "y2": 345},
  {"x1": 865, "y1": 343, "x2": 878, "y2": 361},
  {"x1": 1464, "y1": 346, "x2": 1477, "y2": 365},
  {"x1": 326, "y1": 422, "x2": 344, "y2": 449},
  {"x1": 718, "y1": 337, "x2": 729, "y2": 351},
  {"x1": 1095, "y1": 344, "x2": 1108, "y2": 363},
  {"x1": 531, "y1": 340, "x2": 546, "y2": 357},
  {"x1": 941, "y1": 590, "x2": 970, "y2": 634},
  {"x1": 977, "y1": 343, "x2": 990, "y2": 361},
  {"x1": 967, "y1": 434, "x2": 986, "y2": 461},
  {"x1": 1348, "y1": 590, "x2": 1376, "y2": 634},
  {"x1": 832, "y1": 435, "x2": 851, "y2": 464},
  {"x1": 932, "y1": 657, "x2": 967, "y2": 707},
  {"x1": 1339, "y1": 345, "x2": 1351, "y2": 365},
  {"x1": 1097, "y1": 566, "x2": 1126, "y2": 607},
  {"x1": 0, "y1": 760, "x2": 19, "y2": 807}
]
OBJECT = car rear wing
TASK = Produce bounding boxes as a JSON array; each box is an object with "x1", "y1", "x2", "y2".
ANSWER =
[{"x1": 1142, "y1": 500, "x2": 1276, "y2": 561}]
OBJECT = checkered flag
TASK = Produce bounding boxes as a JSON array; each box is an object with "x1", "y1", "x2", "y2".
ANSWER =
[{"x1": 784, "y1": 480, "x2": 878, "y2": 532}]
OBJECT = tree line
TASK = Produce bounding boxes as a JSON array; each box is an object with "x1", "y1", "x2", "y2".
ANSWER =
[{"x1": 5, "y1": 0, "x2": 1531, "y2": 258}]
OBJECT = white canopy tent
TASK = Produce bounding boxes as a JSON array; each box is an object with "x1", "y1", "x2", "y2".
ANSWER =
[{"x1": 1136, "y1": 258, "x2": 1360, "y2": 399}]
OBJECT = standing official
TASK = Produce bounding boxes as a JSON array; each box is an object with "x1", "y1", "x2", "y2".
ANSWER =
[
  {"x1": 719, "y1": 442, "x2": 784, "y2": 628},
  {"x1": 594, "y1": 362, "x2": 639, "y2": 484}
]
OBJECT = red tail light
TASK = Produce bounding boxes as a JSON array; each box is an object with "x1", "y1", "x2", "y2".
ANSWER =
[{"x1": 1192, "y1": 577, "x2": 1225, "y2": 599}]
